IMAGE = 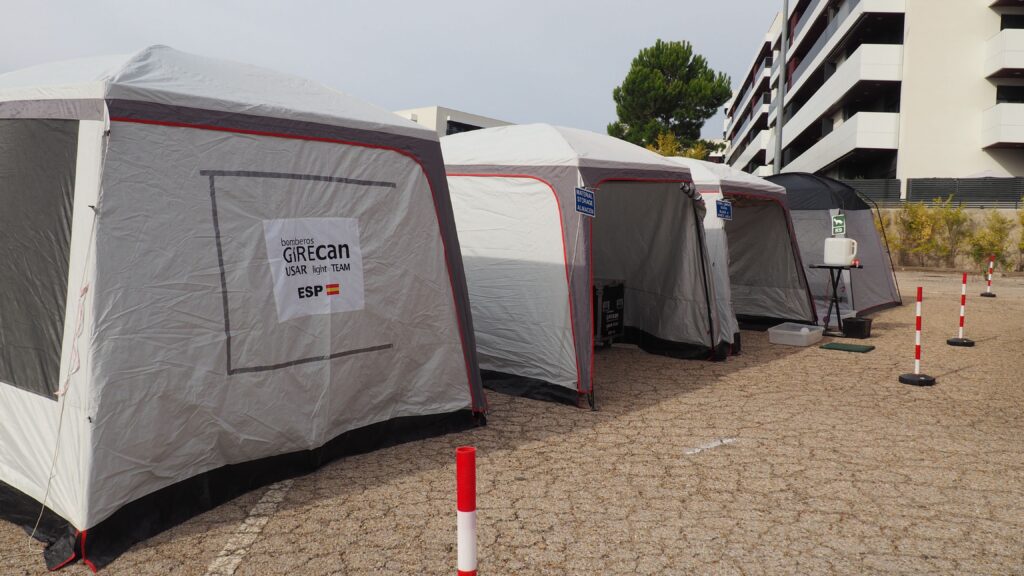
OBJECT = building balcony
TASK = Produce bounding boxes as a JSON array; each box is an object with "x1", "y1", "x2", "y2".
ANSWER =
[
  {"x1": 985, "y1": 29, "x2": 1024, "y2": 78},
  {"x1": 790, "y1": 0, "x2": 829, "y2": 54},
  {"x1": 783, "y1": 112, "x2": 899, "y2": 173},
  {"x1": 731, "y1": 129, "x2": 772, "y2": 173},
  {"x1": 783, "y1": 44, "x2": 903, "y2": 149},
  {"x1": 727, "y1": 62, "x2": 772, "y2": 141},
  {"x1": 982, "y1": 103, "x2": 1024, "y2": 148},
  {"x1": 727, "y1": 104, "x2": 770, "y2": 165},
  {"x1": 788, "y1": 0, "x2": 906, "y2": 97}
]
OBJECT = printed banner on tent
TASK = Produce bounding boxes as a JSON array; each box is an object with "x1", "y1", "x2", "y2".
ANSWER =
[{"x1": 263, "y1": 217, "x2": 365, "y2": 321}]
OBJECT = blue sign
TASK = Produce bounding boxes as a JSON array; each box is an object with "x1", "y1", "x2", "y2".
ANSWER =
[
  {"x1": 716, "y1": 199, "x2": 733, "y2": 221},
  {"x1": 575, "y1": 187, "x2": 595, "y2": 218}
]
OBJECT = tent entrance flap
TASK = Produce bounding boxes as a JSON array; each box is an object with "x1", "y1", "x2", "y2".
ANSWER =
[
  {"x1": 723, "y1": 197, "x2": 815, "y2": 323},
  {"x1": 591, "y1": 181, "x2": 712, "y2": 356},
  {"x1": 448, "y1": 175, "x2": 579, "y2": 392},
  {"x1": 0, "y1": 119, "x2": 79, "y2": 399}
]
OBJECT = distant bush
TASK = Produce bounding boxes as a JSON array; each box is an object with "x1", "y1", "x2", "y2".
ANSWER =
[
  {"x1": 930, "y1": 196, "x2": 973, "y2": 267},
  {"x1": 894, "y1": 202, "x2": 937, "y2": 266},
  {"x1": 1018, "y1": 209, "x2": 1024, "y2": 271},
  {"x1": 968, "y1": 210, "x2": 1014, "y2": 271}
]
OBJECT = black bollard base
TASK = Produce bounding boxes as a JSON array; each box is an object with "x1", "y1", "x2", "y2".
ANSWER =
[
  {"x1": 947, "y1": 337, "x2": 975, "y2": 347},
  {"x1": 980, "y1": 292, "x2": 997, "y2": 298},
  {"x1": 899, "y1": 373, "x2": 936, "y2": 386}
]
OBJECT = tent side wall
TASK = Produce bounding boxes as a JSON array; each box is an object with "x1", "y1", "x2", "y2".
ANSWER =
[
  {"x1": 0, "y1": 116, "x2": 105, "y2": 533},
  {"x1": 724, "y1": 196, "x2": 817, "y2": 324},
  {"x1": 447, "y1": 174, "x2": 580, "y2": 400},
  {"x1": 590, "y1": 180, "x2": 716, "y2": 357},
  {"x1": 845, "y1": 209, "x2": 902, "y2": 314},
  {"x1": 446, "y1": 164, "x2": 593, "y2": 398},
  {"x1": 82, "y1": 116, "x2": 480, "y2": 532}
]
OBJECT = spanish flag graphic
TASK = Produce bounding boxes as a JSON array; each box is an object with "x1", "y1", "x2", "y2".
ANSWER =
[{"x1": 326, "y1": 283, "x2": 340, "y2": 296}]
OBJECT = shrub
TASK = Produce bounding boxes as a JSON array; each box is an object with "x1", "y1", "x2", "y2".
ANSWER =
[
  {"x1": 930, "y1": 196, "x2": 973, "y2": 267},
  {"x1": 894, "y1": 202, "x2": 937, "y2": 266},
  {"x1": 1018, "y1": 209, "x2": 1024, "y2": 271},
  {"x1": 968, "y1": 210, "x2": 1014, "y2": 271}
]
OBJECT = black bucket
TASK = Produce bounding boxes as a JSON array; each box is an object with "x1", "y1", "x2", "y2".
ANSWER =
[{"x1": 843, "y1": 317, "x2": 872, "y2": 339}]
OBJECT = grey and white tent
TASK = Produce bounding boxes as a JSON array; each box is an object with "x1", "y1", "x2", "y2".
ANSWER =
[
  {"x1": 0, "y1": 46, "x2": 485, "y2": 570},
  {"x1": 767, "y1": 173, "x2": 901, "y2": 319},
  {"x1": 443, "y1": 124, "x2": 723, "y2": 406},
  {"x1": 671, "y1": 158, "x2": 817, "y2": 345}
]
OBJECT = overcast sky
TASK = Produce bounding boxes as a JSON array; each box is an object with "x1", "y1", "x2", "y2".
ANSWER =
[{"x1": 0, "y1": 0, "x2": 780, "y2": 139}]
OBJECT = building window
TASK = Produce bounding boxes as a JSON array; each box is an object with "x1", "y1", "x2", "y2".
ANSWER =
[
  {"x1": 1001, "y1": 14, "x2": 1024, "y2": 30},
  {"x1": 996, "y1": 85, "x2": 1024, "y2": 104},
  {"x1": 445, "y1": 120, "x2": 483, "y2": 136}
]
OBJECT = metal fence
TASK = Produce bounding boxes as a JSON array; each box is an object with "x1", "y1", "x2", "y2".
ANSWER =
[
  {"x1": 841, "y1": 179, "x2": 902, "y2": 207},
  {"x1": 839, "y1": 178, "x2": 1024, "y2": 209},
  {"x1": 908, "y1": 178, "x2": 1024, "y2": 209}
]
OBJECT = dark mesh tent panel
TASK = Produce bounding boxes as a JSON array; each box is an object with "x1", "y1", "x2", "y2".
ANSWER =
[
  {"x1": 0, "y1": 119, "x2": 78, "y2": 399},
  {"x1": 767, "y1": 172, "x2": 901, "y2": 316},
  {"x1": 767, "y1": 173, "x2": 870, "y2": 211}
]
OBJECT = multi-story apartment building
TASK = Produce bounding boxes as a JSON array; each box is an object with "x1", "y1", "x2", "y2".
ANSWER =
[
  {"x1": 394, "y1": 106, "x2": 511, "y2": 138},
  {"x1": 724, "y1": 0, "x2": 1024, "y2": 201}
]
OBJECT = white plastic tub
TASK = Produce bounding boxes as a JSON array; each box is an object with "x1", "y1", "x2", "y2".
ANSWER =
[{"x1": 767, "y1": 322, "x2": 824, "y2": 347}]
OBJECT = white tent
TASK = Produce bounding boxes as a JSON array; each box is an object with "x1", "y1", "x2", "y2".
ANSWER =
[
  {"x1": 671, "y1": 159, "x2": 817, "y2": 347},
  {"x1": 443, "y1": 124, "x2": 724, "y2": 406},
  {"x1": 0, "y1": 46, "x2": 486, "y2": 570},
  {"x1": 767, "y1": 173, "x2": 902, "y2": 320}
]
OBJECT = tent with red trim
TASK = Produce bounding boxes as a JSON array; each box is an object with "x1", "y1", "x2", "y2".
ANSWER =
[
  {"x1": 0, "y1": 46, "x2": 486, "y2": 570},
  {"x1": 670, "y1": 158, "x2": 817, "y2": 343},
  {"x1": 442, "y1": 124, "x2": 725, "y2": 407}
]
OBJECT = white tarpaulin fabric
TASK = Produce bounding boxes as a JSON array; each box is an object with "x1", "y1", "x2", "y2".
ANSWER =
[
  {"x1": 671, "y1": 158, "x2": 817, "y2": 333},
  {"x1": 0, "y1": 46, "x2": 485, "y2": 568},
  {"x1": 444, "y1": 124, "x2": 722, "y2": 404}
]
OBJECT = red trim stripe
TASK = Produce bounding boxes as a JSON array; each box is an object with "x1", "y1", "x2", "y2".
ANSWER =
[
  {"x1": 109, "y1": 116, "x2": 482, "y2": 412},
  {"x1": 80, "y1": 530, "x2": 97, "y2": 573}
]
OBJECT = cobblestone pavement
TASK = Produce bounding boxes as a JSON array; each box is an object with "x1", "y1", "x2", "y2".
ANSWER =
[{"x1": 2, "y1": 271, "x2": 1023, "y2": 575}]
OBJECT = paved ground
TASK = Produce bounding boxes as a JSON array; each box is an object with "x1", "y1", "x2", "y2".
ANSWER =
[{"x1": 2, "y1": 271, "x2": 1023, "y2": 575}]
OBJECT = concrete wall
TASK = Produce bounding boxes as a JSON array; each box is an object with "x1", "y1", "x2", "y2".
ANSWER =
[
  {"x1": 897, "y1": 0, "x2": 1024, "y2": 193},
  {"x1": 878, "y1": 207, "x2": 1024, "y2": 271}
]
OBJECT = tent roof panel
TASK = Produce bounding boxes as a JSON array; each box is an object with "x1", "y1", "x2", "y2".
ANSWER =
[
  {"x1": 766, "y1": 172, "x2": 869, "y2": 211},
  {"x1": 0, "y1": 46, "x2": 431, "y2": 140},
  {"x1": 442, "y1": 123, "x2": 692, "y2": 176},
  {"x1": 669, "y1": 158, "x2": 785, "y2": 197}
]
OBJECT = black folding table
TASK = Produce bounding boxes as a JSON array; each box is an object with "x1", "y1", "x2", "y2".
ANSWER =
[{"x1": 809, "y1": 264, "x2": 862, "y2": 337}]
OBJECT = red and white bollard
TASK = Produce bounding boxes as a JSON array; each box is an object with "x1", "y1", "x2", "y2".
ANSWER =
[
  {"x1": 980, "y1": 255, "x2": 997, "y2": 298},
  {"x1": 456, "y1": 446, "x2": 477, "y2": 576},
  {"x1": 948, "y1": 273, "x2": 975, "y2": 347},
  {"x1": 900, "y1": 287, "x2": 936, "y2": 386}
]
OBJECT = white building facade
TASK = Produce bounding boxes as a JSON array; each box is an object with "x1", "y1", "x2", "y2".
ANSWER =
[
  {"x1": 394, "y1": 106, "x2": 511, "y2": 138},
  {"x1": 724, "y1": 0, "x2": 1024, "y2": 203}
]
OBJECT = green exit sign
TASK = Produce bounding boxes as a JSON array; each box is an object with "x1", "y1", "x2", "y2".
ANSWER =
[{"x1": 832, "y1": 214, "x2": 846, "y2": 236}]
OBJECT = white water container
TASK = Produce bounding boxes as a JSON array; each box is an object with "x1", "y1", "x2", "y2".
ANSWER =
[
  {"x1": 768, "y1": 323, "x2": 824, "y2": 347},
  {"x1": 823, "y1": 237, "x2": 858, "y2": 266}
]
